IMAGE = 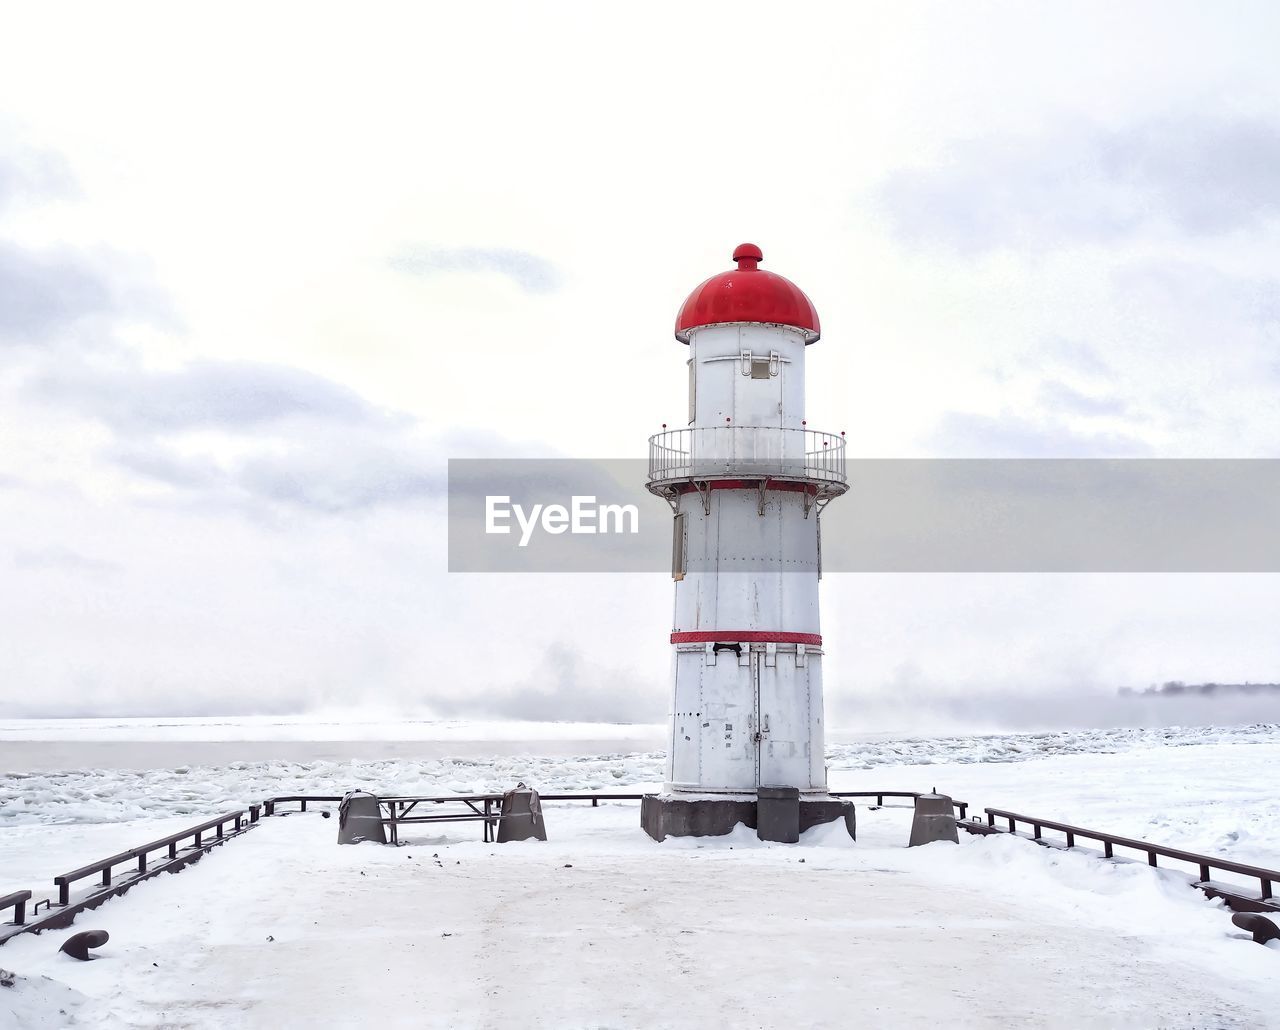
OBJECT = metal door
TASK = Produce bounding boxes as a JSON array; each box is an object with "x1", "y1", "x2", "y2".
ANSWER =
[
  {"x1": 754, "y1": 647, "x2": 810, "y2": 788},
  {"x1": 751, "y1": 649, "x2": 762, "y2": 786}
]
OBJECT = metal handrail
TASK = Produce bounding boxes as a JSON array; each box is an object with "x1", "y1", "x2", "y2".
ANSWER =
[
  {"x1": 263, "y1": 791, "x2": 962, "y2": 813},
  {"x1": 980, "y1": 808, "x2": 1277, "y2": 909},
  {"x1": 1, "y1": 890, "x2": 32, "y2": 927},
  {"x1": 647, "y1": 426, "x2": 848, "y2": 491},
  {"x1": 831, "y1": 790, "x2": 969, "y2": 820},
  {"x1": 1, "y1": 806, "x2": 262, "y2": 947},
  {"x1": 53, "y1": 808, "x2": 253, "y2": 906},
  {"x1": 295, "y1": 790, "x2": 954, "y2": 845},
  {"x1": 263, "y1": 795, "x2": 344, "y2": 815}
]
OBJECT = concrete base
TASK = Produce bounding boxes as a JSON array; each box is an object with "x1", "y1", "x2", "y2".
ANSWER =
[
  {"x1": 337, "y1": 790, "x2": 386, "y2": 845},
  {"x1": 641, "y1": 792, "x2": 855, "y2": 842},
  {"x1": 496, "y1": 786, "x2": 547, "y2": 842},
  {"x1": 757, "y1": 785, "x2": 801, "y2": 843},
  {"x1": 908, "y1": 792, "x2": 959, "y2": 847}
]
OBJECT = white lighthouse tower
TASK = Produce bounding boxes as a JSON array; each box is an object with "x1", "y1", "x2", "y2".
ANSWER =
[{"x1": 641, "y1": 244, "x2": 854, "y2": 841}]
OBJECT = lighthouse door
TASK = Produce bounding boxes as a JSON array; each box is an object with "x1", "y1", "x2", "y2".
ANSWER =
[
  {"x1": 754, "y1": 647, "x2": 811, "y2": 788},
  {"x1": 751, "y1": 650, "x2": 763, "y2": 786}
]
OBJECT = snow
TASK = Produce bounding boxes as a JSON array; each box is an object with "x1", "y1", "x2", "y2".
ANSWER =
[
  {"x1": 0, "y1": 715, "x2": 667, "y2": 744},
  {"x1": 2, "y1": 720, "x2": 1279, "y2": 1027},
  {"x1": 0, "y1": 972, "x2": 84, "y2": 1030},
  {"x1": 2, "y1": 804, "x2": 1278, "y2": 1028}
]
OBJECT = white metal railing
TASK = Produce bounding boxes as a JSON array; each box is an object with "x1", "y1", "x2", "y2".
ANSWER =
[{"x1": 647, "y1": 426, "x2": 847, "y2": 488}]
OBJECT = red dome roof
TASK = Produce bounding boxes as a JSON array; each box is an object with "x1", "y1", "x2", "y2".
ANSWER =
[{"x1": 675, "y1": 243, "x2": 820, "y2": 344}]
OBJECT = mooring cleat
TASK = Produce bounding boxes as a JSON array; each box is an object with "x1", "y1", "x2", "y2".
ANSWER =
[
  {"x1": 60, "y1": 929, "x2": 109, "y2": 961},
  {"x1": 1231, "y1": 912, "x2": 1279, "y2": 945}
]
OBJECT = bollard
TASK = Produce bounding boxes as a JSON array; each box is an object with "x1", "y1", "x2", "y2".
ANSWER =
[
  {"x1": 909, "y1": 790, "x2": 959, "y2": 847},
  {"x1": 757, "y1": 786, "x2": 801, "y2": 843},
  {"x1": 337, "y1": 791, "x2": 386, "y2": 845},
  {"x1": 496, "y1": 784, "x2": 547, "y2": 842}
]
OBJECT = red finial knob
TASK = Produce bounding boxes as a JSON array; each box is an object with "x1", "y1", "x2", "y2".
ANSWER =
[
  {"x1": 801, "y1": 420, "x2": 807, "y2": 426},
  {"x1": 661, "y1": 423, "x2": 667, "y2": 429},
  {"x1": 733, "y1": 243, "x2": 762, "y2": 271},
  {"x1": 725, "y1": 416, "x2": 731, "y2": 423}
]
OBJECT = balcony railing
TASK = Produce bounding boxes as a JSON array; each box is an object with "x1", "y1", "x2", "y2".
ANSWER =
[{"x1": 647, "y1": 426, "x2": 847, "y2": 492}]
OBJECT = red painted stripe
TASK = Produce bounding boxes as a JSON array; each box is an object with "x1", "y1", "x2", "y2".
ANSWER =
[
  {"x1": 672, "y1": 479, "x2": 817, "y2": 496},
  {"x1": 670, "y1": 631, "x2": 822, "y2": 646}
]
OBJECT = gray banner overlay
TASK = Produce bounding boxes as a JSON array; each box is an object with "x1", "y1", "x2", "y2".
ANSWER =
[{"x1": 448, "y1": 459, "x2": 1280, "y2": 572}]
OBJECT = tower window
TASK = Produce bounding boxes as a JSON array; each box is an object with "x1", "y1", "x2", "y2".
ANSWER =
[{"x1": 750, "y1": 358, "x2": 772, "y2": 379}]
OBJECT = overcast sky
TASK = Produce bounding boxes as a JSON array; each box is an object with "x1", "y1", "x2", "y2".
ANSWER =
[{"x1": 2, "y1": 3, "x2": 1279, "y2": 727}]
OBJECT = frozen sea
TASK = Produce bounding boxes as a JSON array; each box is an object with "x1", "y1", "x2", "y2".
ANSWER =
[{"x1": 2, "y1": 717, "x2": 1278, "y2": 1027}]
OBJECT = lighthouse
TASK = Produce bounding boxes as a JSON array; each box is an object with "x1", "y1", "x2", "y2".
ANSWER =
[{"x1": 641, "y1": 244, "x2": 854, "y2": 841}]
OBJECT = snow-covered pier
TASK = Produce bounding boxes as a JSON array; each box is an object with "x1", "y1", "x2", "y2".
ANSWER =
[
  {"x1": 4, "y1": 725, "x2": 1280, "y2": 1027},
  {"x1": 3, "y1": 800, "x2": 1280, "y2": 1028}
]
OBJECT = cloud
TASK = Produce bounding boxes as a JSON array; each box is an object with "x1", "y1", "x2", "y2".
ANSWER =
[
  {"x1": 0, "y1": 241, "x2": 117, "y2": 344},
  {"x1": 0, "y1": 138, "x2": 168, "y2": 347},
  {"x1": 1104, "y1": 117, "x2": 1280, "y2": 235},
  {"x1": 18, "y1": 341, "x2": 546, "y2": 514},
  {"x1": 959, "y1": 259, "x2": 1280, "y2": 458},
  {"x1": 0, "y1": 128, "x2": 75, "y2": 213},
  {"x1": 108, "y1": 442, "x2": 224, "y2": 490},
  {"x1": 1111, "y1": 259, "x2": 1280, "y2": 335},
  {"x1": 929, "y1": 411, "x2": 1152, "y2": 458},
  {"x1": 12, "y1": 545, "x2": 121, "y2": 578},
  {"x1": 29, "y1": 356, "x2": 388, "y2": 433},
  {"x1": 1029, "y1": 338, "x2": 1115, "y2": 381},
  {"x1": 103, "y1": 428, "x2": 446, "y2": 514},
  {"x1": 430, "y1": 644, "x2": 663, "y2": 724},
  {"x1": 1037, "y1": 380, "x2": 1130, "y2": 418},
  {"x1": 13, "y1": 326, "x2": 451, "y2": 512},
  {"x1": 0, "y1": 135, "x2": 108, "y2": 344},
  {"x1": 234, "y1": 430, "x2": 445, "y2": 512},
  {"x1": 878, "y1": 116, "x2": 1280, "y2": 251},
  {"x1": 827, "y1": 680, "x2": 1280, "y2": 733},
  {"x1": 390, "y1": 246, "x2": 562, "y2": 293}
]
